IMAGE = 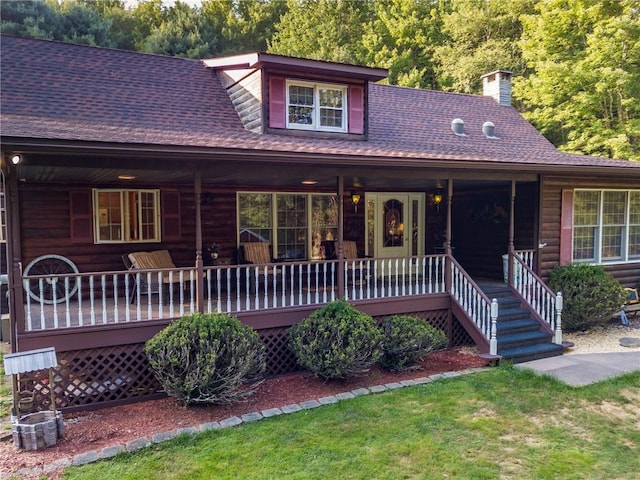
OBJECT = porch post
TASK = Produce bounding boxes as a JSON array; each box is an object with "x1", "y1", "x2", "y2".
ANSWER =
[
  {"x1": 4, "y1": 160, "x2": 25, "y2": 352},
  {"x1": 337, "y1": 175, "x2": 345, "y2": 298},
  {"x1": 508, "y1": 180, "x2": 515, "y2": 287},
  {"x1": 444, "y1": 179, "x2": 453, "y2": 292},
  {"x1": 194, "y1": 171, "x2": 204, "y2": 313}
]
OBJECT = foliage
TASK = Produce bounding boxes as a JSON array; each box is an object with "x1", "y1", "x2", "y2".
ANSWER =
[
  {"x1": 548, "y1": 263, "x2": 626, "y2": 332},
  {"x1": 517, "y1": 0, "x2": 640, "y2": 160},
  {"x1": 268, "y1": 0, "x2": 372, "y2": 64},
  {"x1": 144, "y1": 313, "x2": 265, "y2": 405},
  {"x1": 359, "y1": 0, "x2": 445, "y2": 89},
  {"x1": 63, "y1": 368, "x2": 640, "y2": 480},
  {"x1": 378, "y1": 315, "x2": 447, "y2": 371},
  {"x1": 434, "y1": 0, "x2": 535, "y2": 96},
  {"x1": 288, "y1": 299, "x2": 383, "y2": 379}
]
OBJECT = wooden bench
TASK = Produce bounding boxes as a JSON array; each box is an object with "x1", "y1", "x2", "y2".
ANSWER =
[{"x1": 125, "y1": 250, "x2": 180, "y2": 301}]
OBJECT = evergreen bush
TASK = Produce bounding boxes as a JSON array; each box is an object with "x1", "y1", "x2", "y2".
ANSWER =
[
  {"x1": 288, "y1": 299, "x2": 383, "y2": 380},
  {"x1": 548, "y1": 263, "x2": 626, "y2": 332},
  {"x1": 378, "y1": 315, "x2": 447, "y2": 372},
  {"x1": 144, "y1": 313, "x2": 265, "y2": 405}
]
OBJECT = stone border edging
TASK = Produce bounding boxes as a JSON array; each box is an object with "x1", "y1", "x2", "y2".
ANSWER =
[{"x1": 12, "y1": 367, "x2": 491, "y2": 477}]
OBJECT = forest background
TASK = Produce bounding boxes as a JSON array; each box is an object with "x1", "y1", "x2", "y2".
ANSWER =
[{"x1": 2, "y1": 0, "x2": 638, "y2": 161}]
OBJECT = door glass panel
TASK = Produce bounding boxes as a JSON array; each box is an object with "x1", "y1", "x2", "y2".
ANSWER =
[{"x1": 383, "y1": 199, "x2": 404, "y2": 248}]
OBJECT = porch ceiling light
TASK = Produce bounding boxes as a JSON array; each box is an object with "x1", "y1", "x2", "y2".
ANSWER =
[
  {"x1": 302, "y1": 179, "x2": 317, "y2": 185},
  {"x1": 118, "y1": 175, "x2": 136, "y2": 180}
]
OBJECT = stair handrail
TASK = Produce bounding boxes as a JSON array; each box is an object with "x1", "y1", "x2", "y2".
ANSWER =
[
  {"x1": 448, "y1": 255, "x2": 499, "y2": 355},
  {"x1": 510, "y1": 253, "x2": 563, "y2": 344}
]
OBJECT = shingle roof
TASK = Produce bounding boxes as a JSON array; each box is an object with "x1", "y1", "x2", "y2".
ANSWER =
[{"x1": 1, "y1": 35, "x2": 638, "y2": 172}]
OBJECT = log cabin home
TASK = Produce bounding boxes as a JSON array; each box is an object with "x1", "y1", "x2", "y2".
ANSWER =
[{"x1": 1, "y1": 35, "x2": 639, "y2": 412}]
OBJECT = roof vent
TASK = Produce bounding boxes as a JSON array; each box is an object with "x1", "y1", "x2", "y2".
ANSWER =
[
  {"x1": 451, "y1": 118, "x2": 466, "y2": 136},
  {"x1": 482, "y1": 121, "x2": 499, "y2": 139}
]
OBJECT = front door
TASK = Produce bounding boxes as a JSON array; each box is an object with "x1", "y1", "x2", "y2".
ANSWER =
[{"x1": 366, "y1": 193, "x2": 425, "y2": 258}]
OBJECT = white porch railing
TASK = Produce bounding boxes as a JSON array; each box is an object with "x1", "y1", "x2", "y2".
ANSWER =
[
  {"x1": 509, "y1": 253, "x2": 563, "y2": 344},
  {"x1": 21, "y1": 254, "x2": 447, "y2": 332},
  {"x1": 514, "y1": 249, "x2": 535, "y2": 270},
  {"x1": 449, "y1": 257, "x2": 499, "y2": 356}
]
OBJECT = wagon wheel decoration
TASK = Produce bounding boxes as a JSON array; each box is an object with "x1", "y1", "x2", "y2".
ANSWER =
[{"x1": 23, "y1": 254, "x2": 79, "y2": 304}]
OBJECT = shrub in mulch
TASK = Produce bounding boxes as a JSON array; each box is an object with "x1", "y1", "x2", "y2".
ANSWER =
[
  {"x1": 145, "y1": 313, "x2": 265, "y2": 405},
  {"x1": 378, "y1": 315, "x2": 448, "y2": 372}
]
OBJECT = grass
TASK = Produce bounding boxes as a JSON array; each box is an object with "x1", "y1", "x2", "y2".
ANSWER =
[
  {"x1": 0, "y1": 351, "x2": 13, "y2": 427},
  {"x1": 62, "y1": 367, "x2": 640, "y2": 480}
]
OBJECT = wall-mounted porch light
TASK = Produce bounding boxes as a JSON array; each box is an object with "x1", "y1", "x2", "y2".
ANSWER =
[
  {"x1": 10, "y1": 154, "x2": 22, "y2": 165},
  {"x1": 351, "y1": 191, "x2": 361, "y2": 212}
]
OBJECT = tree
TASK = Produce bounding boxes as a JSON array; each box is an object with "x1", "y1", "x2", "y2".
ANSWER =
[
  {"x1": 517, "y1": 0, "x2": 640, "y2": 160},
  {"x1": 360, "y1": 0, "x2": 446, "y2": 89},
  {"x1": 140, "y1": 0, "x2": 215, "y2": 58},
  {"x1": 201, "y1": 0, "x2": 288, "y2": 55},
  {"x1": 434, "y1": 0, "x2": 536, "y2": 95},
  {"x1": 268, "y1": 0, "x2": 373, "y2": 64}
]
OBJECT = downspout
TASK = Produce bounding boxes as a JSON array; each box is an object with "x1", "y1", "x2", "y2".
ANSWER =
[
  {"x1": 194, "y1": 171, "x2": 204, "y2": 313},
  {"x1": 337, "y1": 176, "x2": 345, "y2": 298},
  {"x1": 508, "y1": 180, "x2": 515, "y2": 287}
]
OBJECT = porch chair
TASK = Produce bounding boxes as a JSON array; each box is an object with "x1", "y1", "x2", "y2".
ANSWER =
[
  {"x1": 125, "y1": 250, "x2": 180, "y2": 303},
  {"x1": 342, "y1": 241, "x2": 369, "y2": 285},
  {"x1": 238, "y1": 242, "x2": 283, "y2": 282}
]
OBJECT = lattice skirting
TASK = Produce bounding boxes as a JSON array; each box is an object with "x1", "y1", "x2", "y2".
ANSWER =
[{"x1": 22, "y1": 310, "x2": 474, "y2": 412}]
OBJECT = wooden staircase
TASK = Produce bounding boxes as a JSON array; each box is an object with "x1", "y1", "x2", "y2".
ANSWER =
[{"x1": 479, "y1": 283, "x2": 564, "y2": 363}]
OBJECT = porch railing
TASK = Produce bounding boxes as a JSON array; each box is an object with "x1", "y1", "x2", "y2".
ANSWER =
[
  {"x1": 21, "y1": 254, "x2": 447, "y2": 332},
  {"x1": 509, "y1": 253, "x2": 563, "y2": 344},
  {"x1": 514, "y1": 249, "x2": 535, "y2": 270},
  {"x1": 449, "y1": 256, "x2": 498, "y2": 356}
]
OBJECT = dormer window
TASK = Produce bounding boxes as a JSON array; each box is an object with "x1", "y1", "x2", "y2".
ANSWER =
[{"x1": 287, "y1": 81, "x2": 347, "y2": 132}]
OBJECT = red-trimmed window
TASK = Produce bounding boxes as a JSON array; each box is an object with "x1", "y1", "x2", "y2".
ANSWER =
[
  {"x1": 286, "y1": 80, "x2": 347, "y2": 132},
  {"x1": 572, "y1": 189, "x2": 640, "y2": 263}
]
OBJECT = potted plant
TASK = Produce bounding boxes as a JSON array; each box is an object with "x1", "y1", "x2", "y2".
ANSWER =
[{"x1": 209, "y1": 243, "x2": 221, "y2": 260}]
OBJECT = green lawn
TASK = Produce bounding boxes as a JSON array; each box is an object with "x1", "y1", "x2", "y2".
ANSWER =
[
  {"x1": 62, "y1": 367, "x2": 640, "y2": 480},
  {"x1": 0, "y1": 351, "x2": 13, "y2": 427}
]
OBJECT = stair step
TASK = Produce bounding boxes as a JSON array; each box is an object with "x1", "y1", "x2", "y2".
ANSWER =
[
  {"x1": 498, "y1": 307, "x2": 531, "y2": 320},
  {"x1": 498, "y1": 343, "x2": 564, "y2": 364},
  {"x1": 498, "y1": 330, "x2": 552, "y2": 348},
  {"x1": 496, "y1": 318, "x2": 541, "y2": 334}
]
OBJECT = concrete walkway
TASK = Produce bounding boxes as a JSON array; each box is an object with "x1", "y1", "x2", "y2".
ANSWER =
[{"x1": 515, "y1": 351, "x2": 640, "y2": 386}]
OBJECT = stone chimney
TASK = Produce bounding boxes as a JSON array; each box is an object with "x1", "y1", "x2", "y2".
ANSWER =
[{"x1": 481, "y1": 70, "x2": 513, "y2": 106}]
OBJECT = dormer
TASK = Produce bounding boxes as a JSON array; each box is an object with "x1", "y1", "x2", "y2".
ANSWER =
[{"x1": 203, "y1": 53, "x2": 387, "y2": 138}]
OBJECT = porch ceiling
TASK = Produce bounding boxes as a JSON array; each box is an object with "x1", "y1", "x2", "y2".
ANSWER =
[{"x1": 10, "y1": 150, "x2": 537, "y2": 192}]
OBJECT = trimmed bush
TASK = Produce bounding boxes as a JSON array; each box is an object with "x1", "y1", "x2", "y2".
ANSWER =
[
  {"x1": 548, "y1": 263, "x2": 626, "y2": 332},
  {"x1": 289, "y1": 299, "x2": 383, "y2": 380},
  {"x1": 379, "y1": 315, "x2": 448, "y2": 372},
  {"x1": 144, "y1": 313, "x2": 265, "y2": 405}
]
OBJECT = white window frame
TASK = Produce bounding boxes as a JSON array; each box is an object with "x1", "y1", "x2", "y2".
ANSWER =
[
  {"x1": 573, "y1": 189, "x2": 640, "y2": 264},
  {"x1": 237, "y1": 192, "x2": 338, "y2": 260},
  {"x1": 93, "y1": 189, "x2": 161, "y2": 244},
  {"x1": 286, "y1": 80, "x2": 347, "y2": 132}
]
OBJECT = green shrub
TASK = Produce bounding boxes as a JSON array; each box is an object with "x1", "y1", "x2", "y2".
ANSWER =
[
  {"x1": 289, "y1": 299, "x2": 383, "y2": 380},
  {"x1": 144, "y1": 313, "x2": 265, "y2": 405},
  {"x1": 548, "y1": 263, "x2": 626, "y2": 332},
  {"x1": 378, "y1": 315, "x2": 448, "y2": 372}
]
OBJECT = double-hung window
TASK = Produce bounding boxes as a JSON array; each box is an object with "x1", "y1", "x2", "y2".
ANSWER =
[
  {"x1": 287, "y1": 81, "x2": 347, "y2": 132},
  {"x1": 573, "y1": 189, "x2": 640, "y2": 263},
  {"x1": 93, "y1": 189, "x2": 160, "y2": 243}
]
